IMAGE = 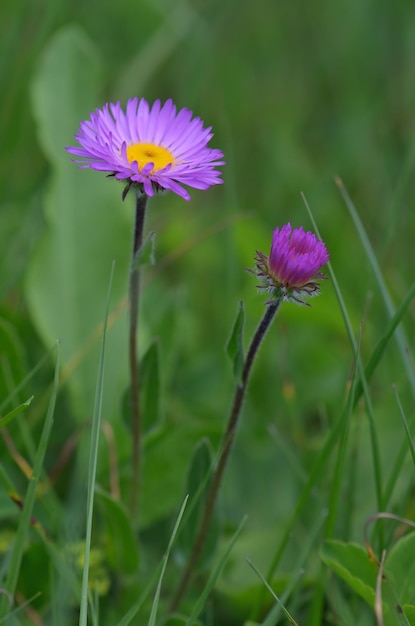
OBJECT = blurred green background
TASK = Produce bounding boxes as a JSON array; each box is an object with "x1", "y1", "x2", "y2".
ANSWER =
[{"x1": 1, "y1": 0, "x2": 415, "y2": 623}]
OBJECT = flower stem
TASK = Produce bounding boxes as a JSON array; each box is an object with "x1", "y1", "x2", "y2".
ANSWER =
[
  {"x1": 129, "y1": 190, "x2": 148, "y2": 519},
  {"x1": 170, "y1": 299, "x2": 281, "y2": 610}
]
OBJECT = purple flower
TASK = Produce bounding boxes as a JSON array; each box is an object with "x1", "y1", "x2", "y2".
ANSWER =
[
  {"x1": 66, "y1": 97, "x2": 225, "y2": 201},
  {"x1": 253, "y1": 223, "x2": 330, "y2": 305}
]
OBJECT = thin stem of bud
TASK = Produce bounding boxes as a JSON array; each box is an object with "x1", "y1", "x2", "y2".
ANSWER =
[{"x1": 170, "y1": 299, "x2": 281, "y2": 610}]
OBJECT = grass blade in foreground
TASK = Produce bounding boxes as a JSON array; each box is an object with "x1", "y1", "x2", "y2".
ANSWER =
[
  {"x1": 0, "y1": 344, "x2": 60, "y2": 620},
  {"x1": 0, "y1": 396, "x2": 34, "y2": 429},
  {"x1": 148, "y1": 496, "x2": 189, "y2": 626},
  {"x1": 336, "y1": 177, "x2": 415, "y2": 401},
  {"x1": 246, "y1": 559, "x2": 300, "y2": 626},
  {"x1": 185, "y1": 515, "x2": 247, "y2": 626},
  {"x1": 79, "y1": 262, "x2": 115, "y2": 626},
  {"x1": 116, "y1": 496, "x2": 189, "y2": 626}
]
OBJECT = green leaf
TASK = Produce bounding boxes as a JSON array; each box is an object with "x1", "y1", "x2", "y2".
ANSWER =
[
  {"x1": 27, "y1": 25, "x2": 132, "y2": 422},
  {"x1": 320, "y1": 540, "x2": 378, "y2": 607},
  {"x1": 321, "y1": 538, "x2": 415, "y2": 626},
  {"x1": 385, "y1": 532, "x2": 415, "y2": 606},
  {"x1": 132, "y1": 231, "x2": 156, "y2": 269},
  {"x1": 176, "y1": 438, "x2": 218, "y2": 570},
  {"x1": 95, "y1": 487, "x2": 139, "y2": 574},
  {"x1": 0, "y1": 396, "x2": 34, "y2": 429},
  {"x1": 226, "y1": 301, "x2": 245, "y2": 383},
  {"x1": 402, "y1": 606, "x2": 415, "y2": 624}
]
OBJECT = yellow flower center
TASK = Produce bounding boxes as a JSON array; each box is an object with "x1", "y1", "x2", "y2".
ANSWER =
[{"x1": 126, "y1": 142, "x2": 175, "y2": 173}]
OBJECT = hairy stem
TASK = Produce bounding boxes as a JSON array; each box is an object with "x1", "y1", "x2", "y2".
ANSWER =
[
  {"x1": 170, "y1": 299, "x2": 281, "y2": 610},
  {"x1": 129, "y1": 190, "x2": 148, "y2": 519}
]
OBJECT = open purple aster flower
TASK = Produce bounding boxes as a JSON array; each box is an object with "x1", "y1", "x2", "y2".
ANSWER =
[
  {"x1": 66, "y1": 97, "x2": 225, "y2": 201},
  {"x1": 253, "y1": 223, "x2": 330, "y2": 305}
]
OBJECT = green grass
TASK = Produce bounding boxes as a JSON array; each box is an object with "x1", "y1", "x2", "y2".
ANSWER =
[{"x1": 1, "y1": 0, "x2": 415, "y2": 624}]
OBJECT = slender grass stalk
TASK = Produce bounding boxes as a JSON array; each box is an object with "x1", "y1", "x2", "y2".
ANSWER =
[
  {"x1": 129, "y1": 190, "x2": 148, "y2": 519},
  {"x1": 255, "y1": 507, "x2": 326, "y2": 626},
  {"x1": 335, "y1": 178, "x2": 415, "y2": 401},
  {"x1": 148, "y1": 496, "x2": 188, "y2": 626},
  {"x1": 324, "y1": 330, "x2": 361, "y2": 540},
  {"x1": 304, "y1": 194, "x2": 384, "y2": 515},
  {"x1": 185, "y1": 515, "x2": 247, "y2": 625},
  {"x1": 170, "y1": 300, "x2": 281, "y2": 611},
  {"x1": 78, "y1": 263, "x2": 114, "y2": 626},
  {"x1": 116, "y1": 496, "x2": 189, "y2": 626}
]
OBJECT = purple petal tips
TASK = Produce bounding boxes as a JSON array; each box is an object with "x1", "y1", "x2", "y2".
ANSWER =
[
  {"x1": 253, "y1": 223, "x2": 330, "y2": 305},
  {"x1": 66, "y1": 97, "x2": 225, "y2": 201}
]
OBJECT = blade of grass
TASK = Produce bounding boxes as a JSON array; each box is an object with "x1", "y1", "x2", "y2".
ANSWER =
[
  {"x1": 301, "y1": 192, "x2": 357, "y2": 351},
  {"x1": 185, "y1": 515, "x2": 247, "y2": 626},
  {"x1": 335, "y1": 177, "x2": 415, "y2": 400},
  {"x1": 115, "y1": 569, "x2": 161, "y2": 626},
  {"x1": 246, "y1": 559, "x2": 300, "y2": 626},
  {"x1": 148, "y1": 495, "x2": 189, "y2": 626},
  {"x1": 0, "y1": 396, "x2": 34, "y2": 429},
  {"x1": 392, "y1": 385, "x2": 415, "y2": 467},
  {"x1": 0, "y1": 592, "x2": 42, "y2": 625},
  {"x1": 290, "y1": 196, "x2": 383, "y2": 624},
  {"x1": 116, "y1": 495, "x2": 189, "y2": 626},
  {"x1": 261, "y1": 507, "x2": 327, "y2": 626},
  {"x1": 305, "y1": 191, "x2": 414, "y2": 528},
  {"x1": 0, "y1": 348, "x2": 53, "y2": 415},
  {"x1": 356, "y1": 347, "x2": 384, "y2": 524},
  {"x1": 0, "y1": 342, "x2": 60, "y2": 620},
  {"x1": 78, "y1": 262, "x2": 115, "y2": 626},
  {"x1": 251, "y1": 375, "x2": 351, "y2": 619},
  {"x1": 324, "y1": 328, "x2": 360, "y2": 539},
  {"x1": 304, "y1": 194, "x2": 384, "y2": 537},
  {"x1": 354, "y1": 281, "x2": 415, "y2": 409}
]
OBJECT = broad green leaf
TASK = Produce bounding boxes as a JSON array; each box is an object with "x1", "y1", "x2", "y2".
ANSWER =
[
  {"x1": 402, "y1": 606, "x2": 415, "y2": 624},
  {"x1": 226, "y1": 301, "x2": 245, "y2": 383},
  {"x1": 95, "y1": 487, "x2": 139, "y2": 574},
  {"x1": 0, "y1": 396, "x2": 34, "y2": 429},
  {"x1": 28, "y1": 25, "x2": 133, "y2": 422},
  {"x1": 321, "y1": 539, "x2": 413, "y2": 626},
  {"x1": 320, "y1": 540, "x2": 378, "y2": 607},
  {"x1": 176, "y1": 438, "x2": 218, "y2": 570},
  {"x1": 385, "y1": 532, "x2": 415, "y2": 606}
]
